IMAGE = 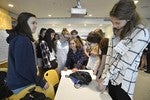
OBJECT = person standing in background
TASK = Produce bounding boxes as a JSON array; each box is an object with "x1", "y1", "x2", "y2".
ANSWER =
[
  {"x1": 99, "y1": 0, "x2": 150, "y2": 100},
  {"x1": 144, "y1": 43, "x2": 150, "y2": 73},
  {"x1": 6, "y1": 12, "x2": 49, "y2": 94},
  {"x1": 96, "y1": 38, "x2": 109, "y2": 80},
  {"x1": 53, "y1": 33, "x2": 60, "y2": 52},
  {"x1": 40, "y1": 28, "x2": 58, "y2": 77},
  {"x1": 86, "y1": 31, "x2": 103, "y2": 74},
  {"x1": 36, "y1": 28, "x2": 47, "y2": 78},
  {"x1": 56, "y1": 28, "x2": 70, "y2": 73}
]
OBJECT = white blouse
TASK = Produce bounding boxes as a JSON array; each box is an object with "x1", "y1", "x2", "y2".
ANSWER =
[
  {"x1": 102, "y1": 25, "x2": 150, "y2": 99},
  {"x1": 56, "y1": 40, "x2": 69, "y2": 70}
]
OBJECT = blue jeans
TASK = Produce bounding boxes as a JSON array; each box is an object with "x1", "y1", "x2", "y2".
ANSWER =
[{"x1": 12, "y1": 85, "x2": 30, "y2": 94}]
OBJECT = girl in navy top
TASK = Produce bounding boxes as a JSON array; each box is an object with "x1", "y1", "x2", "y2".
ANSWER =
[
  {"x1": 64, "y1": 38, "x2": 88, "y2": 71},
  {"x1": 6, "y1": 12, "x2": 49, "y2": 94}
]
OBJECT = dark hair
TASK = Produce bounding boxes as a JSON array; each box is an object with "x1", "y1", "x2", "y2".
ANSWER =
[
  {"x1": 43, "y1": 28, "x2": 55, "y2": 52},
  {"x1": 54, "y1": 33, "x2": 60, "y2": 40},
  {"x1": 99, "y1": 38, "x2": 109, "y2": 49},
  {"x1": 14, "y1": 12, "x2": 36, "y2": 41},
  {"x1": 71, "y1": 30, "x2": 78, "y2": 35},
  {"x1": 110, "y1": 0, "x2": 142, "y2": 39},
  {"x1": 76, "y1": 36, "x2": 84, "y2": 46},
  {"x1": 87, "y1": 31, "x2": 102, "y2": 44},
  {"x1": 94, "y1": 28, "x2": 105, "y2": 38},
  {"x1": 38, "y1": 28, "x2": 46, "y2": 43}
]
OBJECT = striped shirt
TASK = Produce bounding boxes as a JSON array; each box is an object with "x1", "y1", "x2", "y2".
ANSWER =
[{"x1": 102, "y1": 25, "x2": 150, "y2": 99}]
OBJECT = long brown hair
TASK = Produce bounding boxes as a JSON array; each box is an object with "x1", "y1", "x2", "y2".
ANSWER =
[
  {"x1": 69, "y1": 38, "x2": 82, "y2": 49},
  {"x1": 110, "y1": 0, "x2": 143, "y2": 39}
]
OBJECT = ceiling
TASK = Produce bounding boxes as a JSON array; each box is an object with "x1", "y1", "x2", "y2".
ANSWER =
[
  {"x1": 0, "y1": 0, "x2": 150, "y2": 38},
  {"x1": 0, "y1": 0, "x2": 150, "y2": 19}
]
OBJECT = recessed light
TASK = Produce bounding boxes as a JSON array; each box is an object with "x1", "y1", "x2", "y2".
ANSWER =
[
  {"x1": 68, "y1": 24, "x2": 71, "y2": 26},
  {"x1": 8, "y1": 4, "x2": 14, "y2": 7},
  {"x1": 48, "y1": 15, "x2": 52, "y2": 17},
  {"x1": 134, "y1": 0, "x2": 139, "y2": 4},
  {"x1": 52, "y1": 24, "x2": 55, "y2": 27},
  {"x1": 84, "y1": 24, "x2": 87, "y2": 26},
  {"x1": 89, "y1": 14, "x2": 92, "y2": 17}
]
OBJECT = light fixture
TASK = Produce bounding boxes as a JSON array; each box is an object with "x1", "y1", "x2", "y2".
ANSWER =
[
  {"x1": 134, "y1": 0, "x2": 139, "y2": 4},
  {"x1": 8, "y1": 4, "x2": 14, "y2": 7},
  {"x1": 84, "y1": 23, "x2": 87, "y2": 26},
  {"x1": 89, "y1": 14, "x2": 92, "y2": 17},
  {"x1": 48, "y1": 15, "x2": 52, "y2": 17},
  {"x1": 99, "y1": 24, "x2": 102, "y2": 27},
  {"x1": 68, "y1": 24, "x2": 71, "y2": 27}
]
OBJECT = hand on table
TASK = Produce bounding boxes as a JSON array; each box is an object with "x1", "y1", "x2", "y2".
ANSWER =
[
  {"x1": 98, "y1": 78, "x2": 107, "y2": 93},
  {"x1": 43, "y1": 82, "x2": 49, "y2": 90}
]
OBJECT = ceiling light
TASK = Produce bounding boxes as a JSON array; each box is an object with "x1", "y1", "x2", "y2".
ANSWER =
[
  {"x1": 89, "y1": 14, "x2": 92, "y2": 17},
  {"x1": 52, "y1": 24, "x2": 55, "y2": 27},
  {"x1": 48, "y1": 15, "x2": 52, "y2": 17},
  {"x1": 84, "y1": 24, "x2": 87, "y2": 26},
  {"x1": 68, "y1": 24, "x2": 71, "y2": 26},
  {"x1": 134, "y1": 0, "x2": 139, "y2": 4},
  {"x1": 8, "y1": 4, "x2": 14, "y2": 7}
]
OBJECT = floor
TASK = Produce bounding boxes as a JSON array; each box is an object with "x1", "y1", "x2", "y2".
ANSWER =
[{"x1": 133, "y1": 70, "x2": 150, "y2": 100}]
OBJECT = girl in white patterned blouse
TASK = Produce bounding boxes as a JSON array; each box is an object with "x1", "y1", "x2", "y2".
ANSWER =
[{"x1": 98, "y1": 0, "x2": 150, "y2": 100}]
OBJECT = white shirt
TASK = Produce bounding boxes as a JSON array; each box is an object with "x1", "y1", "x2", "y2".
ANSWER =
[{"x1": 56, "y1": 40, "x2": 69, "y2": 70}]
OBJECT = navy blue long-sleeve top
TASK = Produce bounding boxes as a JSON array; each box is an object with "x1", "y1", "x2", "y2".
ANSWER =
[
  {"x1": 6, "y1": 34, "x2": 46, "y2": 90},
  {"x1": 65, "y1": 47, "x2": 88, "y2": 69}
]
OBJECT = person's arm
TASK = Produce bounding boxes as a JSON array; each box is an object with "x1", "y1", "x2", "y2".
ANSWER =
[
  {"x1": 96, "y1": 55, "x2": 107, "y2": 80},
  {"x1": 83, "y1": 45, "x2": 90, "y2": 57},
  {"x1": 96, "y1": 46, "x2": 108, "y2": 79},
  {"x1": 101, "y1": 37, "x2": 113, "y2": 74},
  {"x1": 102, "y1": 28, "x2": 150, "y2": 86},
  {"x1": 14, "y1": 36, "x2": 46, "y2": 88},
  {"x1": 75, "y1": 48, "x2": 88, "y2": 69}
]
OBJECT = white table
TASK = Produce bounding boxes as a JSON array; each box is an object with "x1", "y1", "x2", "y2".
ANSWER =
[{"x1": 54, "y1": 70, "x2": 112, "y2": 100}]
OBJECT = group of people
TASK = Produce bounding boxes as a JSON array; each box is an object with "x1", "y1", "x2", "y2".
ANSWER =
[{"x1": 5, "y1": 0, "x2": 150, "y2": 100}]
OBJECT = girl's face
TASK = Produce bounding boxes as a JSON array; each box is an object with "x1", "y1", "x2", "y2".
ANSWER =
[
  {"x1": 63, "y1": 34, "x2": 70, "y2": 40},
  {"x1": 41, "y1": 30, "x2": 46, "y2": 38},
  {"x1": 71, "y1": 33, "x2": 77, "y2": 39},
  {"x1": 70, "y1": 40, "x2": 76, "y2": 50},
  {"x1": 55, "y1": 34, "x2": 59, "y2": 40},
  {"x1": 27, "y1": 17, "x2": 37, "y2": 33},
  {"x1": 51, "y1": 32, "x2": 55, "y2": 40},
  {"x1": 110, "y1": 16, "x2": 128, "y2": 30}
]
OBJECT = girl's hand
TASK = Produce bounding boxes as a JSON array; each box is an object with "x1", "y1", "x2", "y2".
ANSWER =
[
  {"x1": 72, "y1": 68, "x2": 78, "y2": 72},
  {"x1": 43, "y1": 82, "x2": 49, "y2": 90},
  {"x1": 98, "y1": 78, "x2": 107, "y2": 93}
]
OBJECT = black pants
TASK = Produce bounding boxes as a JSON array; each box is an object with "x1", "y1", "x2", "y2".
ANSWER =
[
  {"x1": 147, "y1": 53, "x2": 150, "y2": 71},
  {"x1": 38, "y1": 59, "x2": 58, "y2": 78},
  {"x1": 108, "y1": 82, "x2": 131, "y2": 100}
]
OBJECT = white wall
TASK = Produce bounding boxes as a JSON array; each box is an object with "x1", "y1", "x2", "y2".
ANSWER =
[
  {"x1": 33, "y1": 18, "x2": 112, "y2": 40},
  {"x1": 0, "y1": 30, "x2": 9, "y2": 62},
  {"x1": 33, "y1": 18, "x2": 150, "y2": 40}
]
